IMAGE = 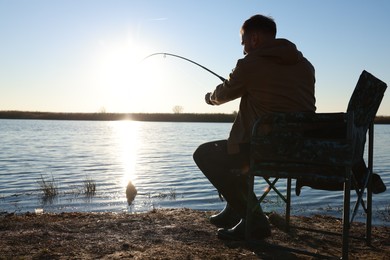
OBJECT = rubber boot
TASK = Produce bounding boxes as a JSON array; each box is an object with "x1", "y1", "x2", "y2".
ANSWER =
[
  {"x1": 216, "y1": 174, "x2": 271, "y2": 240},
  {"x1": 210, "y1": 203, "x2": 241, "y2": 229},
  {"x1": 217, "y1": 217, "x2": 271, "y2": 241}
]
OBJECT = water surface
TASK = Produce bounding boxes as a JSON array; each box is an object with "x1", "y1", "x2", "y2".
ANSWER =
[{"x1": 0, "y1": 119, "x2": 389, "y2": 225}]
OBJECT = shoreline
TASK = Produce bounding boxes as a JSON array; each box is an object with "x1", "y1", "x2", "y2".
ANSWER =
[
  {"x1": 1, "y1": 110, "x2": 390, "y2": 123},
  {"x1": 1, "y1": 208, "x2": 389, "y2": 259}
]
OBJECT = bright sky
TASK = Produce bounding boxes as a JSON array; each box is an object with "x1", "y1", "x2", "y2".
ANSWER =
[{"x1": 1, "y1": 1, "x2": 389, "y2": 115}]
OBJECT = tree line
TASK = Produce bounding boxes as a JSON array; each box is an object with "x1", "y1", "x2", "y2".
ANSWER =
[
  {"x1": 0, "y1": 111, "x2": 236, "y2": 122},
  {"x1": 0, "y1": 110, "x2": 389, "y2": 124}
]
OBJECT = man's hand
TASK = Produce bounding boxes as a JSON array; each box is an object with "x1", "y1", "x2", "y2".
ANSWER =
[{"x1": 205, "y1": 92, "x2": 214, "y2": 105}]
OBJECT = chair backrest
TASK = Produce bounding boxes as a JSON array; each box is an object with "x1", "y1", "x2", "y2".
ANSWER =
[
  {"x1": 346, "y1": 70, "x2": 387, "y2": 161},
  {"x1": 347, "y1": 70, "x2": 387, "y2": 128}
]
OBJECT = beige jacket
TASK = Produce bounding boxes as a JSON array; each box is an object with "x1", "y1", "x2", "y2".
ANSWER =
[{"x1": 210, "y1": 39, "x2": 316, "y2": 153}]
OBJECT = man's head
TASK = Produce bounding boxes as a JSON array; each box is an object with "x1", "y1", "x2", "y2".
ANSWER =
[{"x1": 240, "y1": 15, "x2": 277, "y2": 55}]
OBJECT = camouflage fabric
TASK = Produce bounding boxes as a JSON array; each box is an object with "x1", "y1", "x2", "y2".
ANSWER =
[
  {"x1": 347, "y1": 70, "x2": 387, "y2": 162},
  {"x1": 292, "y1": 70, "x2": 387, "y2": 192},
  {"x1": 250, "y1": 112, "x2": 354, "y2": 183}
]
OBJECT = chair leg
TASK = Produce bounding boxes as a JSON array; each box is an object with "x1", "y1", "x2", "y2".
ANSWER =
[
  {"x1": 366, "y1": 174, "x2": 372, "y2": 245},
  {"x1": 245, "y1": 173, "x2": 255, "y2": 240},
  {"x1": 286, "y1": 178, "x2": 291, "y2": 232},
  {"x1": 342, "y1": 173, "x2": 352, "y2": 259},
  {"x1": 350, "y1": 173, "x2": 368, "y2": 223},
  {"x1": 258, "y1": 178, "x2": 279, "y2": 203},
  {"x1": 262, "y1": 178, "x2": 289, "y2": 204},
  {"x1": 366, "y1": 123, "x2": 374, "y2": 245}
]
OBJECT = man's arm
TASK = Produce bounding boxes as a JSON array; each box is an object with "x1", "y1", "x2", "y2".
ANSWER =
[{"x1": 204, "y1": 59, "x2": 247, "y2": 106}]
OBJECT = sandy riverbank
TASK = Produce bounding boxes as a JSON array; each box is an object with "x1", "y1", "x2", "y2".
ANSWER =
[{"x1": 0, "y1": 208, "x2": 389, "y2": 259}]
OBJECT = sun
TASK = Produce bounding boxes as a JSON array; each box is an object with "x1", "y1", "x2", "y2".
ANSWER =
[
  {"x1": 92, "y1": 38, "x2": 165, "y2": 112},
  {"x1": 90, "y1": 36, "x2": 202, "y2": 113}
]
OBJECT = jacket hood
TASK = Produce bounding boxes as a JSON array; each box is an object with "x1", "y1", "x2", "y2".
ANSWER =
[{"x1": 251, "y1": 38, "x2": 304, "y2": 65}]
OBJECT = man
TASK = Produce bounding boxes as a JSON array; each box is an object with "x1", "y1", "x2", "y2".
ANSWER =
[{"x1": 193, "y1": 14, "x2": 316, "y2": 240}]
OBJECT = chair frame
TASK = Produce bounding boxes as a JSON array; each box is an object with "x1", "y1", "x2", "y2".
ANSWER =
[
  {"x1": 245, "y1": 112, "x2": 355, "y2": 259},
  {"x1": 245, "y1": 70, "x2": 387, "y2": 259},
  {"x1": 253, "y1": 121, "x2": 375, "y2": 235}
]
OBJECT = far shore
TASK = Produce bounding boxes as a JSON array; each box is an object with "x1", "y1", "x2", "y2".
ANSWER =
[
  {"x1": 0, "y1": 110, "x2": 235, "y2": 122},
  {"x1": 1, "y1": 110, "x2": 390, "y2": 124}
]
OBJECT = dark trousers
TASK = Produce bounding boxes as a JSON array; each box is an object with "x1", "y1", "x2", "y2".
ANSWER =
[{"x1": 193, "y1": 140, "x2": 265, "y2": 219}]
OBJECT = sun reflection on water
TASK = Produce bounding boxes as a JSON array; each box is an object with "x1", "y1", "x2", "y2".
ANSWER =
[{"x1": 111, "y1": 120, "x2": 141, "y2": 189}]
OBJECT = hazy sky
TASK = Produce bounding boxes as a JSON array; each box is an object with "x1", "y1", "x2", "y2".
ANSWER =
[{"x1": 1, "y1": 1, "x2": 389, "y2": 115}]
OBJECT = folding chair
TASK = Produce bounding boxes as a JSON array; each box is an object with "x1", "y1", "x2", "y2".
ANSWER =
[{"x1": 245, "y1": 70, "x2": 387, "y2": 259}]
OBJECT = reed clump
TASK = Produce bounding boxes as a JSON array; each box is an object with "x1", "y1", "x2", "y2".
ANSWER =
[
  {"x1": 155, "y1": 188, "x2": 176, "y2": 200},
  {"x1": 37, "y1": 175, "x2": 58, "y2": 199},
  {"x1": 83, "y1": 178, "x2": 96, "y2": 196}
]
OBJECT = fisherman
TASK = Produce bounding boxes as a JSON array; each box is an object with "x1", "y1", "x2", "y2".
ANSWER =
[{"x1": 193, "y1": 14, "x2": 316, "y2": 240}]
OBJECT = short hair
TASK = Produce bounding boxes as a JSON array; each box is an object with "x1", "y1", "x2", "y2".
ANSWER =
[{"x1": 241, "y1": 14, "x2": 277, "y2": 38}]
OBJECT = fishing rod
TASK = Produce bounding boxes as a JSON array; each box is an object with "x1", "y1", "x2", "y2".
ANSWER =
[{"x1": 143, "y1": 52, "x2": 226, "y2": 82}]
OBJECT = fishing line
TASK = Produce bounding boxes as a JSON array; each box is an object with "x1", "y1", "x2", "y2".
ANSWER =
[{"x1": 143, "y1": 52, "x2": 226, "y2": 82}]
